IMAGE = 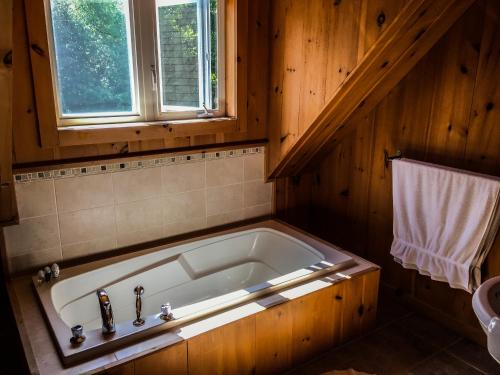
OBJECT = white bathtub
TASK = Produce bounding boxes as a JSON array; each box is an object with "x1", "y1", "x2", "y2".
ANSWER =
[{"x1": 34, "y1": 220, "x2": 356, "y2": 365}]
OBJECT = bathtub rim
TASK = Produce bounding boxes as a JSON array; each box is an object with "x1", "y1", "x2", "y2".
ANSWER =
[{"x1": 32, "y1": 219, "x2": 359, "y2": 366}]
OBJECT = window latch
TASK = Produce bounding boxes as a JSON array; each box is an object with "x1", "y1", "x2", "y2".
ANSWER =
[{"x1": 198, "y1": 103, "x2": 214, "y2": 118}]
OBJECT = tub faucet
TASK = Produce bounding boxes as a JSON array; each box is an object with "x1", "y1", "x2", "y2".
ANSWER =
[{"x1": 96, "y1": 289, "x2": 115, "y2": 334}]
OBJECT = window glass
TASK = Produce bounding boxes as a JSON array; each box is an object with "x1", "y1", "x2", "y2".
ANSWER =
[
  {"x1": 156, "y1": 0, "x2": 218, "y2": 112},
  {"x1": 50, "y1": 0, "x2": 136, "y2": 116}
]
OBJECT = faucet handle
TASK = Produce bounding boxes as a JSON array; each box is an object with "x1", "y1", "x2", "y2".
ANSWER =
[
  {"x1": 133, "y1": 285, "x2": 145, "y2": 327},
  {"x1": 160, "y1": 303, "x2": 174, "y2": 321}
]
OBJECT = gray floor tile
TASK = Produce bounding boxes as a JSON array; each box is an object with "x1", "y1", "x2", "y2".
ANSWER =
[
  {"x1": 408, "y1": 351, "x2": 484, "y2": 375},
  {"x1": 446, "y1": 338, "x2": 499, "y2": 375},
  {"x1": 288, "y1": 322, "x2": 442, "y2": 375},
  {"x1": 394, "y1": 313, "x2": 460, "y2": 349}
]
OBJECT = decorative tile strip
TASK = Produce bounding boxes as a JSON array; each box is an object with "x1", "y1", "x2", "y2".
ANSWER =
[{"x1": 14, "y1": 146, "x2": 265, "y2": 183}]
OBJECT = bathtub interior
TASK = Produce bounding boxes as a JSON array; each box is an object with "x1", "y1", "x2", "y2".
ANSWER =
[{"x1": 51, "y1": 228, "x2": 350, "y2": 331}]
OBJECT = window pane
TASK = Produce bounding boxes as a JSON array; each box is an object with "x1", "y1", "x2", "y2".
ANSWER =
[
  {"x1": 50, "y1": 0, "x2": 135, "y2": 116},
  {"x1": 209, "y1": 0, "x2": 218, "y2": 109},
  {"x1": 157, "y1": 0, "x2": 218, "y2": 112}
]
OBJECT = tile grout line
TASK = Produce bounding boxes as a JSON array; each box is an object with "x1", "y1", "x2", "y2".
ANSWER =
[{"x1": 445, "y1": 347, "x2": 491, "y2": 375}]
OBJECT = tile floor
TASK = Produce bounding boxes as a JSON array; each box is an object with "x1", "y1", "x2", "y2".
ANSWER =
[{"x1": 287, "y1": 289, "x2": 499, "y2": 375}]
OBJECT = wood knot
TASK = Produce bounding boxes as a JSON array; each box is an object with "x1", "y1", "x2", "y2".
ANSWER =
[
  {"x1": 358, "y1": 304, "x2": 365, "y2": 317},
  {"x1": 460, "y1": 64, "x2": 468, "y2": 74},
  {"x1": 377, "y1": 12, "x2": 386, "y2": 27},
  {"x1": 340, "y1": 189, "x2": 349, "y2": 197},
  {"x1": 333, "y1": 0, "x2": 342, "y2": 6},
  {"x1": 486, "y1": 102, "x2": 494, "y2": 111},
  {"x1": 381, "y1": 61, "x2": 389, "y2": 68},
  {"x1": 414, "y1": 29, "x2": 426, "y2": 41},
  {"x1": 3, "y1": 50, "x2": 12, "y2": 67},
  {"x1": 335, "y1": 295, "x2": 343, "y2": 300},
  {"x1": 31, "y1": 44, "x2": 45, "y2": 56}
]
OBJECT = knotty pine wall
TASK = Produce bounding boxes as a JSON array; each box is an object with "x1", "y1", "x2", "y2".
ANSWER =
[
  {"x1": 12, "y1": 0, "x2": 270, "y2": 165},
  {"x1": 275, "y1": 0, "x2": 499, "y2": 341},
  {"x1": 267, "y1": 0, "x2": 405, "y2": 173}
]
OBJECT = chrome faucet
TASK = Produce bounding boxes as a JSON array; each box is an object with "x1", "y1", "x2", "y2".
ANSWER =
[{"x1": 96, "y1": 289, "x2": 115, "y2": 334}]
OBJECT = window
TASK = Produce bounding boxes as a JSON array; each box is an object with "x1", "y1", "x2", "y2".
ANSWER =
[{"x1": 45, "y1": 0, "x2": 224, "y2": 126}]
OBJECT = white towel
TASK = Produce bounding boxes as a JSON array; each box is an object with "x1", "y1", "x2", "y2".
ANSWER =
[{"x1": 390, "y1": 159, "x2": 500, "y2": 293}]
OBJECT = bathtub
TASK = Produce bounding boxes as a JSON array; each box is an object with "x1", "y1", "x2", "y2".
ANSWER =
[{"x1": 34, "y1": 220, "x2": 356, "y2": 365}]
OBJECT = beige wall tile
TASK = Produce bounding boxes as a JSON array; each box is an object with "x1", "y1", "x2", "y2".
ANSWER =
[
  {"x1": 112, "y1": 168, "x2": 162, "y2": 204},
  {"x1": 164, "y1": 217, "x2": 206, "y2": 238},
  {"x1": 3, "y1": 215, "x2": 60, "y2": 256},
  {"x1": 207, "y1": 210, "x2": 244, "y2": 228},
  {"x1": 244, "y1": 153, "x2": 265, "y2": 181},
  {"x1": 206, "y1": 184, "x2": 244, "y2": 216},
  {"x1": 15, "y1": 180, "x2": 56, "y2": 219},
  {"x1": 59, "y1": 206, "x2": 116, "y2": 246},
  {"x1": 55, "y1": 174, "x2": 113, "y2": 213},
  {"x1": 163, "y1": 189, "x2": 206, "y2": 224},
  {"x1": 62, "y1": 237, "x2": 117, "y2": 260},
  {"x1": 117, "y1": 226, "x2": 164, "y2": 248},
  {"x1": 8, "y1": 247, "x2": 62, "y2": 273},
  {"x1": 206, "y1": 158, "x2": 244, "y2": 187},
  {"x1": 244, "y1": 203, "x2": 273, "y2": 219},
  {"x1": 115, "y1": 198, "x2": 163, "y2": 235},
  {"x1": 162, "y1": 162, "x2": 205, "y2": 194},
  {"x1": 244, "y1": 181, "x2": 272, "y2": 207}
]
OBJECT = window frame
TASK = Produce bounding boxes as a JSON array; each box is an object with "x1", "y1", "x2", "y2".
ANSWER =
[{"x1": 42, "y1": 0, "x2": 226, "y2": 127}]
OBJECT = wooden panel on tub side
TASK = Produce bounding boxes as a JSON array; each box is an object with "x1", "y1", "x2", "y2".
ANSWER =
[
  {"x1": 255, "y1": 301, "x2": 293, "y2": 374},
  {"x1": 101, "y1": 362, "x2": 134, "y2": 375},
  {"x1": 134, "y1": 341, "x2": 187, "y2": 375},
  {"x1": 187, "y1": 315, "x2": 256, "y2": 375},
  {"x1": 290, "y1": 281, "x2": 342, "y2": 366}
]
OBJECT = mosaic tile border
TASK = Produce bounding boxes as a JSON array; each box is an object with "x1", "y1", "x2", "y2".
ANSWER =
[{"x1": 14, "y1": 146, "x2": 264, "y2": 183}]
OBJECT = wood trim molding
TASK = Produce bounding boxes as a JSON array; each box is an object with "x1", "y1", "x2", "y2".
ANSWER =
[
  {"x1": 57, "y1": 117, "x2": 239, "y2": 147},
  {"x1": 0, "y1": 0, "x2": 17, "y2": 224},
  {"x1": 267, "y1": 0, "x2": 476, "y2": 179},
  {"x1": 24, "y1": 0, "x2": 59, "y2": 148}
]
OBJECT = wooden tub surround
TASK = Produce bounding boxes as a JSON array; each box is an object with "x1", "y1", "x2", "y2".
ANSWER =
[{"x1": 8, "y1": 220, "x2": 380, "y2": 375}]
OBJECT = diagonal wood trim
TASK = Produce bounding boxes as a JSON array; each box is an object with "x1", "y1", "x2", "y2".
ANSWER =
[{"x1": 267, "y1": 0, "x2": 476, "y2": 179}]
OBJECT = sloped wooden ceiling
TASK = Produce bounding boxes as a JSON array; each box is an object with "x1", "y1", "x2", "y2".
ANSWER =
[{"x1": 267, "y1": 0, "x2": 476, "y2": 179}]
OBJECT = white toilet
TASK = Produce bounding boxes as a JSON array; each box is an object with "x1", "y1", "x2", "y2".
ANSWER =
[{"x1": 472, "y1": 276, "x2": 500, "y2": 363}]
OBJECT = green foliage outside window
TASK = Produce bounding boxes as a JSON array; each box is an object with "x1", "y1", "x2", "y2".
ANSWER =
[{"x1": 51, "y1": 0, "x2": 133, "y2": 114}]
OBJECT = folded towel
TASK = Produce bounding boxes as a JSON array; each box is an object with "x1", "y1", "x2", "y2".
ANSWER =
[{"x1": 390, "y1": 159, "x2": 500, "y2": 292}]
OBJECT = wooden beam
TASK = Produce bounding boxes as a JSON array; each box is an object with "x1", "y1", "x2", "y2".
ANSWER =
[
  {"x1": 0, "y1": 0, "x2": 16, "y2": 224},
  {"x1": 268, "y1": 0, "x2": 475, "y2": 179}
]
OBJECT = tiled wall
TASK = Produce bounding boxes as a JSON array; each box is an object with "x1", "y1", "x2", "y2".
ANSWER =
[{"x1": 3, "y1": 147, "x2": 273, "y2": 273}]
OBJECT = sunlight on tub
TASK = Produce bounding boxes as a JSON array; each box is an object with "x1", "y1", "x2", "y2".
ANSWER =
[
  {"x1": 267, "y1": 268, "x2": 314, "y2": 286},
  {"x1": 173, "y1": 289, "x2": 251, "y2": 319},
  {"x1": 177, "y1": 302, "x2": 266, "y2": 339}
]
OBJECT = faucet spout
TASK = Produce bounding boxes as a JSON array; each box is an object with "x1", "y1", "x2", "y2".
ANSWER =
[{"x1": 96, "y1": 289, "x2": 115, "y2": 334}]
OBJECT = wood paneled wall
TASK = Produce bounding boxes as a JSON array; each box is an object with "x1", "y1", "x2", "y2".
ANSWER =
[
  {"x1": 12, "y1": 0, "x2": 270, "y2": 165},
  {"x1": 276, "y1": 0, "x2": 500, "y2": 341},
  {"x1": 267, "y1": 0, "x2": 405, "y2": 174}
]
